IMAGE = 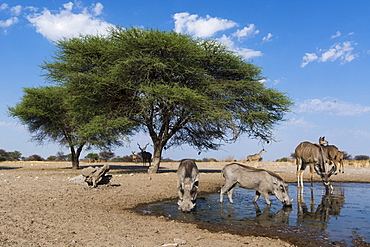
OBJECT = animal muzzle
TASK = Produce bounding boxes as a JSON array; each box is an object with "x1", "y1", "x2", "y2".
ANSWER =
[
  {"x1": 283, "y1": 198, "x2": 293, "y2": 207},
  {"x1": 178, "y1": 199, "x2": 196, "y2": 212}
]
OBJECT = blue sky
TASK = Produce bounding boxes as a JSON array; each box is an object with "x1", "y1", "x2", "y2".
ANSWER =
[{"x1": 1, "y1": 0, "x2": 370, "y2": 161}]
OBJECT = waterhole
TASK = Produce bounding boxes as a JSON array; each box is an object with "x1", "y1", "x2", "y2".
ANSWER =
[{"x1": 144, "y1": 183, "x2": 370, "y2": 245}]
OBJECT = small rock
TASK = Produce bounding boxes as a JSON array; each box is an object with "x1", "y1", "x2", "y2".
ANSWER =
[
  {"x1": 69, "y1": 175, "x2": 85, "y2": 185},
  {"x1": 174, "y1": 238, "x2": 186, "y2": 245}
]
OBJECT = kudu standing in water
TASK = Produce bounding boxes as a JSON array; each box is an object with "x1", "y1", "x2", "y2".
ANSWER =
[
  {"x1": 295, "y1": 137, "x2": 337, "y2": 188},
  {"x1": 137, "y1": 143, "x2": 152, "y2": 167}
]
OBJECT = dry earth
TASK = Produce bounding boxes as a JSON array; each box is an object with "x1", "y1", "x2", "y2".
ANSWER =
[{"x1": 1, "y1": 161, "x2": 370, "y2": 247}]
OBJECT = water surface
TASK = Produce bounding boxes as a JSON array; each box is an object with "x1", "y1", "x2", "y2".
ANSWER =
[{"x1": 145, "y1": 183, "x2": 370, "y2": 245}]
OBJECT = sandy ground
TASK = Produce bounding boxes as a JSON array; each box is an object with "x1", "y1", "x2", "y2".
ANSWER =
[{"x1": 1, "y1": 161, "x2": 370, "y2": 247}]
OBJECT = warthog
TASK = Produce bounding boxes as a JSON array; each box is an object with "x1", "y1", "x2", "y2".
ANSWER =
[
  {"x1": 177, "y1": 159, "x2": 199, "y2": 212},
  {"x1": 220, "y1": 163, "x2": 292, "y2": 206}
]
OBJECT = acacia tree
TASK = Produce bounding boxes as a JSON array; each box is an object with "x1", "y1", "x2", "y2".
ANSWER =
[
  {"x1": 109, "y1": 28, "x2": 292, "y2": 173},
  {"x1": 8, "y1": 86, "x2": 133, "y2": 169},
  {"x1": 9, "y1": 86, "x2": 86, "y2": 168},
  {"x1": 41, "y1": 27, "x2": 293, "y2": 173}
]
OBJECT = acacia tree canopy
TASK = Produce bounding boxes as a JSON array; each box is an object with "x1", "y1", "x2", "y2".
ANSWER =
[
  {"x1": 39, "y1": 27, "x2": 293, "y2": 173},
  {"x1": 8, "y1": 86, "x2": 134, "y2": 169}
]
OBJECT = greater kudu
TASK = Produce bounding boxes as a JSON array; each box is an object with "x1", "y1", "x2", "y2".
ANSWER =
[
  {"x1": 322, "y1": 145, "x2": 344, "y2": 174},
  {"x1": 137, "y1": 143, "x2": 152, "y2": 166},
  {"x1": 131, "y1": 151, "x2": 138, "y2": 163},
  {"x1": 247, "y1": 149, "x2": 267, "y2": 162},
  {"x1": 295, "y1": 137, "x2": 337, "y2": 188}
]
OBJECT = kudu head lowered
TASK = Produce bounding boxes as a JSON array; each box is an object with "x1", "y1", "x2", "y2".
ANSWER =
[{"x1": 315, "y1": 138, "x2": 336, "y2": 189}]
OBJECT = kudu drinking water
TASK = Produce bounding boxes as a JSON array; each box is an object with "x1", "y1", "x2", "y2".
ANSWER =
[
  {"x1": 295, "y1": 137, "x2": 337, "y2": 188},
  {"x1": 137, "y1": 143, "x2": 152, "y2": 166}
]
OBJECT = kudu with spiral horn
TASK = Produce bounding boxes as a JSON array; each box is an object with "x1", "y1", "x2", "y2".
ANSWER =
[{"x1": 295, "y1": 137, "x2": 337, "y2": 189}]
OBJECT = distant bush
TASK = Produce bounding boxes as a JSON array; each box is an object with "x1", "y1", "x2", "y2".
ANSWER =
[
  {"x1": 161, "y1": 158, "x2": 175, "y2": 162},
  {"x1": 111, "y1": 155, "x2": 132, "y2": 162},
  {"x1": 0, "y1": 149, "x2": 22, "y2": 161},
  {"x1": 220, "y1": 156, "x2": 234, "y2": 162},
  {"x1": 25, "y1": 154, "x2": 44, "y2": 161},
  {"x1": 276, "y1": 157, "x2": 290, "y2": 162},
  {"x1": 354, "y1": 155, "x2": 370, "y2": 161}
]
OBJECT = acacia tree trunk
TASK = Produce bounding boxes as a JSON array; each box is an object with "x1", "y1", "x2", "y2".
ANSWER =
[
  {"x1": 147, "y1": 141, "x2": 165, "y2": 174},
  {"x1": 70, "y1": 144, "x2": 84, "y2": 169}
]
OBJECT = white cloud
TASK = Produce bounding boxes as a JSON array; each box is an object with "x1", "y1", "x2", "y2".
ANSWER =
[
  {"x1": 10, "y1": 5, "x2": 22, "y2": 15},
  {"x1": 0, "y1": 3, "x2": 8, "y2": 10},
  {"x1": 301, "y1": 41, "x2": 358, "y2": 67},
  {"x1": 281, "y1": 117, "x2": 316, "y2": 129},
  {"x1": 298, "y1": 98, "x2": 370, "y2": 116},
  {"x1": 0, "y1": 3, "x2": 20, "y2": 29},
  {"x1": 92, "y1": 2, "x2": 104, "y2": 16},
  {"x1": 232, "y1": 24, "x2": 259, "y2": 39},
  {"x1": 173, "y1": 12, "x2": 237, "y2": 38},
  {"x1": 218, "y1": 34, "x2": 262, "y2": 60},
  {"x1": 26, "y1": 2, "x2": 113, "y2": 41},
  {"x1": 301, "y1": 53, "x2": 319, "y2": 67},
  {"x1": 172, "y1": 12, "x2": 263, "y2": 60},
  {"x1": 331, "y1": 31, "x2": 341, "y2": 38},
  {"x1": 0, "y1": 17, "x2": 18, "y2": 28},
  {"x1": 262, "y1": 33, "x2": 273, "y2": 43}
]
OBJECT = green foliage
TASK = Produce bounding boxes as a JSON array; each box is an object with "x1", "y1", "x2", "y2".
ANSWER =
[
  {"x1": 11, "y1": 27, "x2": 293, "y2": 172},
  {"x1": 47, "y1": 156, "x2": 57, "y2": 161},
  {"x1": 85, "y1": 153, "x2": 99, "y2": 160},
  {"x1": 7, "y1": 151, "x2": 22, "y2": 161},
  {"x1": 0, "y1": 149, "x2": 22, "y2": 161},
  {"x1": 276, "y1": 157, "x2": 290, "y2": 162}
]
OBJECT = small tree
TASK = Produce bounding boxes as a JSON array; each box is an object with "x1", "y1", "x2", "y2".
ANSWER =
[
  {"x1": 85, "y1": 153, "x2": 99, "y2": 162},
  {"x1": 99, "y1": 151, "x2": 115, "y2": 161},
  {"x1": 47, "y1": 156, "x2": 57, "y2": 161},
  {"x1": 7, "y1": 151, "x2": 22, "y2": 161},
  {"x1": 341, "y1": 151, "x2": 352, "y2": 160},
  {"x1": 9, "y1": 85, "x2": 133, "y2": 169}
]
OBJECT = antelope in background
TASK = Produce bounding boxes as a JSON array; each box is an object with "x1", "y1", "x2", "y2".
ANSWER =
[
  {"x1": 322, "y1": 145, "x2": 344, "y2": 174},
  {"x1": 247, "y1": 149, "x2": 266, "y2": 162},
  {"x1": 137, "y1": 143, "x2": 152, "y2": 167},
  {"x1": 295, "y1": 136, "x2": 337, "y2": 188},
  {"x1": 131, "y1": 151, "x2": 138, "y2": 163}
]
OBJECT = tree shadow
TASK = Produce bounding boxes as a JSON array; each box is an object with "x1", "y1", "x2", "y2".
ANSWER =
[
  {"x1": 58, "y1": 163, "x2": 222, "y2": 174},
  {"x1": 0, "y1": 165, "x2": 22, "y2": 170}
]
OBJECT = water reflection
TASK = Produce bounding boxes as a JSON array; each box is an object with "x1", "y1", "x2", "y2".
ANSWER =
[
  {"x1": 248, "y1": 204, "x2": 292, "y2": 227},
  {"x1": 297, "y1": 186, "x2": 345, "y2": 231},
  {"x1": 145, "y1": 183, "x2": 370, "y2": 244}
]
